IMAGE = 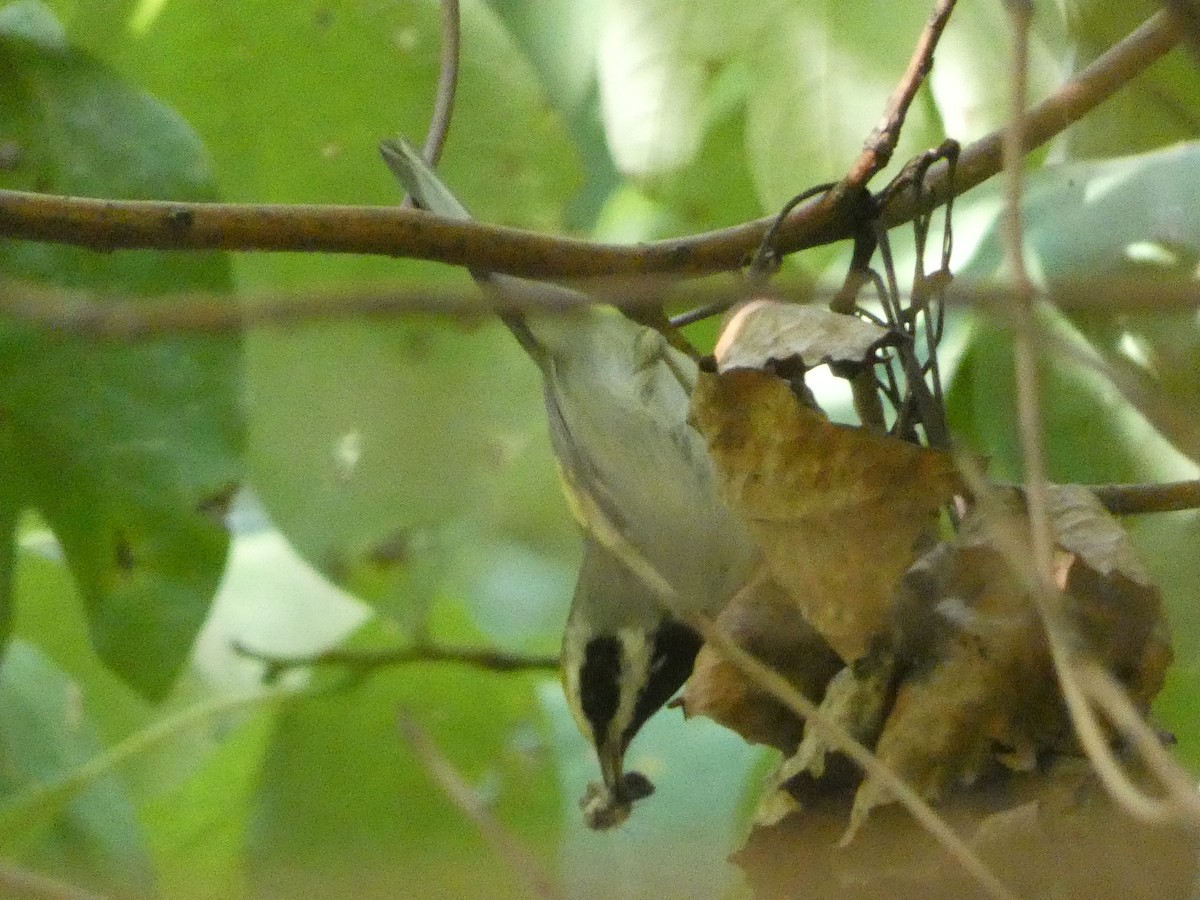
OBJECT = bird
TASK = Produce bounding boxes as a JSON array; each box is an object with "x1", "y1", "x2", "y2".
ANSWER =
[{"x1": 380, "y1": 138, "x2": 758, "y2": 828}]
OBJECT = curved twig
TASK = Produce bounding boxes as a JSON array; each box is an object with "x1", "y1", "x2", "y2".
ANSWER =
[
  {"x1": 842, "y1": 0, "x2": 959, "y2": 189},
  {"x1": 0, "y1": 12, "x2": 1179, "y2": 279},
  {"x1": 423, "y1": 0, "x2": 461, "y2": 166}
]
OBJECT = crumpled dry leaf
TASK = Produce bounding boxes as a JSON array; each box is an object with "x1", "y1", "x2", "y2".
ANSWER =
[
  {"x1": 713, "y1": 299, "x2": 895, "y2": 375},
  {"x1": 674, "y1": 570, "x2": 843, "y2": 753},
  {"x1": 690, "y1": 367, "x2": 959, "y2": 662},
  {"x1": 848, "y1": 484, "x2": 1171, "y2": 832}
]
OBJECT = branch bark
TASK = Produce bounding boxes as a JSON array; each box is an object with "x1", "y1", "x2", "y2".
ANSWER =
[{"x1": 0, "y1": 12, "x2": 1180, "y2": 279}]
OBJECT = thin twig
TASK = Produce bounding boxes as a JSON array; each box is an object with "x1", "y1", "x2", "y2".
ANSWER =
[
  {"x1": 843, "y1": 0, "x2": 959, "y2": 188},
  {"x1": 398, "y1": 0, "x2": 461, "y2": 209},
  {"x1": 1002, "y1": 0, "x2": 1055, "y2": 584},
  {"x1": 233, "y1": 640, "x2": 559, "y2": 677},
  {"x1": 1091, "y1": 478, "x2": 1200, "y2": 515},
  {"x1": 0, "y1": 13, "x2": 1178, "y2": 279},
  {"x1": 4, "y1": 273, "x2": 1198, "y2": 340},
  {"x1": 0, "y1": 864, "x2": 107, "y2": 900},
  {"x1": 423, "y1": 0, "x2": 460, "y2": 166},
  {"x1": 398, "y1": 713, "x2": 564, "y2": 900}
]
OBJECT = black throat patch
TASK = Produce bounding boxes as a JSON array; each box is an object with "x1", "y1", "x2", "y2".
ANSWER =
[
  {"x1": 579, "y1": 635, "x2": 623, "y2": 745},
  {"x1": 624, "y1": 620, "x2": 703, "y2": 751}
]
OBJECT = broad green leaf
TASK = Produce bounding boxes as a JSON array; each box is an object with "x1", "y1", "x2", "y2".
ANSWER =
[
  {"x1": 946, "y1": 308, "x2": 1188, "y2": 486},
  {"x1": 69, "y1": 0, "x2": 582, "y2": 620},
  {"x1": 958, "y1": 142, "x2": 1200, "y2": 462},
  {"x1": 10, "y1": 528, "x2": 150, "y2": 745},
  {"x1": 1063, "y1": 0, "x2": 1200, "y2": 158},
  {"x1": 141, "y1": 709, "x2": 277, "y2": 900},
  {"x1": 596, "y1": 0, "x2": 767, "y2": 179},
  {"x1": 248, "y1": 613, "x2": 562, "y2": 899},
  {"x1": 931, "y1": 0, "x2": 1070, "y2": 144},
  {"x1": 0, "y1": 0, "x2": 242, "y2": 699},
  {"x1": 243, "y1": 317, "x2": 558, "y2": 624},
  {"x1": 745, "y1": 1, "x2": 942, "y2": 210},
  {"x1": 0, "y1": 640, "x2": 156, "y2": 895}
]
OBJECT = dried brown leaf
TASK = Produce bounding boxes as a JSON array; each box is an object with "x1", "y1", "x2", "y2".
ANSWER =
[
  {"x1": 713, "y1": 299, "x2": 894, "y2": 375},
  {"x1": 676, "y1": 571, "x2": 843, "y2": 752},
  {"x1": 851, "y1": 485, "x2": 1171, "y2": 829},
  {"x1": 690, "y1": 368, "x2": 959, "y2": 662}
]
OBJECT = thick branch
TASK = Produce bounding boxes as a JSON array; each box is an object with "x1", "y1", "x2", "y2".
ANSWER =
[{"x1": 0, "y1": 12, "x2": 1180, "y2": 279}]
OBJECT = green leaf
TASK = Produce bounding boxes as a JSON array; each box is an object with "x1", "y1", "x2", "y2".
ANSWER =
[
  {"x1": 141, "y1": 709, "x2": 277, "y2": 900},
  {"x1": 249, "y1": 614, "x2": 562, "y2": 898},
  {"x1": 745, "y1": 1, "x2": 942, "y2": 210},
  {"x1": 930, "y1": 0, "x2": 1070, "y2": 144},
  {"x1": 1062, "y1": 0, "x2": 1200, "y2": 158},
  {"x1": 0, "y1": 640, "x2": 156, "y2": 895},
  {"x1": 958, "y1": 142, "x2": 1200, "y2": 462},
  {"x1": 595, "y1": 0, "x2": 766, "y2": 179},
  {"x1": 0, "y1": 1, "x2": 242, "y2": 699}
]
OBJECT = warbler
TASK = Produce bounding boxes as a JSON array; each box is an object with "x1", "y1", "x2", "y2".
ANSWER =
[{"x1": 381, "y1": 139, "x2": 757, "y2": 828}]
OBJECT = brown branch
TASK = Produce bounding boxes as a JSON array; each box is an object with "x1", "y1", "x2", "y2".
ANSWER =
[
  {"x1": 0, "y1": 12, "x2": 1179, "y2": 279},
  {"x1": 233, "y1": 640, "x2": 559, "y2": 678},
  {"x1": 4, "y1": 273, "x2": 1199, "y2": 339},
  {"x1": 1092, "y1": 479, "x2": 1200, "y2": 515},
  {"x1": 881, "y1": 10, "x2": 1182, "y2": 225},
  {"x1": 842, "y1": 0, "x2": 959, "y2": 188},
  {"x1": 1161, "y1": 0, "x2": 1200, "y2": 57}
]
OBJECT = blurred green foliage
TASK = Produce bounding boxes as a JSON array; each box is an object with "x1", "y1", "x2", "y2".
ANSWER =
[{"x1": 0, "y1": 0, "x2": 1197, "y2": 897}]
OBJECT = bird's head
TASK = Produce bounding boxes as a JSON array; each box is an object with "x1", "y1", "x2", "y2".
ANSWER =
[{"x1": 560, "y1": 542, "x2": 704, "y2": 829}]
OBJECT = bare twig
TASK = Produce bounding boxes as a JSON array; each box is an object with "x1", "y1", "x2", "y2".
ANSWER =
[
  {"x1": 1161, "y1": 0, "x2": 1200, "y2": 56},
  {"x1": 399, "y1": 0, "x2": 461, "y2": 209},
  {"x1": 1002, "y1": 0, "x2": 1055, "y2": 582},
  {"x1": 0, "y1": 864, "x2": 107, "y2": 900},
  {"x1": 4, "y1": 273, "x2": 1197, "y2": 339},
  {"x1": 423, "y1": 0, "x2": 461, "y2": 166},
  {"x1": 0, "y1": 13, "x2": 1179, "y2": 279},
  {"x1": 1092, "y1": 478, "x2": 1200, "y2": 515},
  {"x1": 842, "y1": 0, "x2": 959, "y2": 189},
  {"x1": 398, "y1": 713, "x2": 564, "y2": 900},
  {"x1": 233, "y1": 640, "x2": 558, "y2": 678}
]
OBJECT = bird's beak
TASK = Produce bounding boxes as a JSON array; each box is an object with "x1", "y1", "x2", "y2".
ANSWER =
[
  {"x1": 598, "y1": 737, "x2": 627, "y2": 797},
  {"x1": 581, "y1": 737, "x2": 656, "y2": 830}
]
